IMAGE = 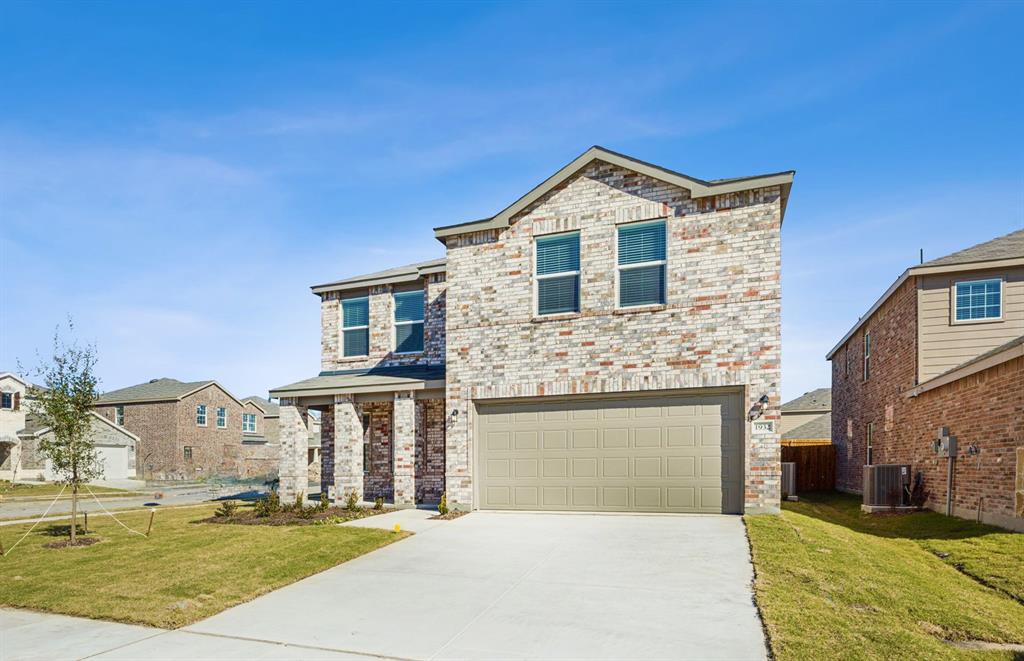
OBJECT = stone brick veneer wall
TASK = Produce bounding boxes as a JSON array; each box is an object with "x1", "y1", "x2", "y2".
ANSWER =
[
  {"x1": 415, "y1": 399, "x2": 445, "y2": 503},
  {"x1": 443, "y1": 161, "x2": 783, "y2": 512}
]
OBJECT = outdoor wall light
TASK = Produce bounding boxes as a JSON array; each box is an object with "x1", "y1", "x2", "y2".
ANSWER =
[{"x1": 747, "y1": 394, "x2": 770, "y2": 421}]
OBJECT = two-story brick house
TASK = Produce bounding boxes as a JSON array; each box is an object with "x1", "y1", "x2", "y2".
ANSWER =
[
  {"x1": 95, "y1": 378, "x2": 278, "y2": 480},
  {"x1": 827, "y1": 228, "x2": 1024, "y2": 531},
  {"x1": 272, "y1": 146, "x2": 793, "y2": 514}
]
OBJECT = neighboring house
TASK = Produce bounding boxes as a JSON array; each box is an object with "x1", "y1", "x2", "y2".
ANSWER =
[
  {"x1": 780, "y1": 388, "x2": 831, "y2": 446},
  {"x1": 272, "y1": 146, "x2": 793, "y2": 514},
  {"x1": 0, "y1": 373, "x2": 31, "y2": 480},
  {"x1": 828, "y1": 228, "x2": 1024, "y2": 531},
  {"x1": 17, "y1": 412, "x2": 138, "y2": 481},
  {"x1": 94, "y1": 378, "x2": 277, "y2": 481},
  {"x1": 241, "y1": 394, "x2": 321, "y2": 483}
]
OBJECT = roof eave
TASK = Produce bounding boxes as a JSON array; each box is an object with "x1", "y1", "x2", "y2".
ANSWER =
[{"x1": 906, "y1": 340, "x2": 1024, "y2": 398}]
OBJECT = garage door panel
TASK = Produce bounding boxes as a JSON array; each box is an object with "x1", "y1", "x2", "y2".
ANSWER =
[{"x1": 477, "y1": 392, "x2": 744, "y2": 514}]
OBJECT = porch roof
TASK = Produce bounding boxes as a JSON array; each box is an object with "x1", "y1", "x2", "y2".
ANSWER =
[{"x1": 269, "y1": 364, "x2": 445, "y2": 399}]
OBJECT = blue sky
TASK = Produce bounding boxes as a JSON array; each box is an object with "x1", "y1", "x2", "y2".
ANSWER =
[{"x1": 2, "y1": 1, "x2": 1022, "y2": 401}]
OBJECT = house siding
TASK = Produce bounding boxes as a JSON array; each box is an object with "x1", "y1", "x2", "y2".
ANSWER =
[
  {"x1": 443, "y1": 161, "x2": 783, "y2": 512},
  {"x1": 917, "y1": 266, "x2": 1024, "y2": 382}
]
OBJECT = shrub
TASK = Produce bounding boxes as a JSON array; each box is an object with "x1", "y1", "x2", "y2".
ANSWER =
[
  {"x1": 374, "y1": 497, "x2": 384, "y2": 510},
  {"x1": 254, "y1": 491, "x2": 280, "y2": 517},
  {"x1": 438, "y1": 492, "x2": 449, "y2": 516},
  {"x1": 344, "y1": 490, "x2": 359, "y2": 511},
  {"x1": 317, "y1": 491, "x2": 329, "y2": 512},
  {"x1": 215, "y1": 500, "x2": 238, "y2": 518},
  {"x1": 910, "y1": 471, "x2": 929, "y2": 509}
]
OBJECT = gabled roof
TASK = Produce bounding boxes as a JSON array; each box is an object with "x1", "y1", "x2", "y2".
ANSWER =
[
  {"x1": 781, "y1": 388, "x2": 831, "y2": 413},
  {"x1": 782, "y1": 412, "x2": 832, "y2": 441},
  {"x1": 19, "y1": 410, "x2": 140, "y2": 444},
  {"x1": 433, "y1": 145, "x2": 795, "y2": 242},
  {"x1": 97, "y1": 378, "x2": 241, "y2": 406},
  {"x1": 270, "y1": 364, "x2": 445, "y2": 399},
  {"x1": 827, "y1": 228, "x2": 1024, "y2": 359},
  {"x1": 242, "y1": 395, "x2": 280, "y2": 417},
  {"x1": 311, "y1": 257, "x2": 446, "y2": 295},
  {"x1": 0, "y1": 372, "x2": 29, "y2": 389}
]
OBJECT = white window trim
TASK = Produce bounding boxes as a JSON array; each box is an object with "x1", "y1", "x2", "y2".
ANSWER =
[
  {"x1": 341, "y1": 296, "x2": 371, "y2": 358},
  {"x1": 863, "y1": 332, "x2": 871, "y2": 382},
  {"x1": 615, "y1": 219, "x2": 667, "y2": 310},
  {"x1": 533, "y1": 230, "x2": 581, "y2": 316},
  {"x1": 216, "y1": 407, "x2": 227, "y2": 429},
  {"x1": 393, "y1": 290, "x2": 425, "y2": 354},
  {"x1": 951, "y1": 277, "x2": 1004, "y2": 325},
  {"x1": 196, "y1": 404, "x2": 207, "y2": 427},
  {"x1": 242, "y1": 413, "x2": 257, "y2": 434},
  {"x1": 115, "y1": 405, "x2": 125, "y2": 426}
]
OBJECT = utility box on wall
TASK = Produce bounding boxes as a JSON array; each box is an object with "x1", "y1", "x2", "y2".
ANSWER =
[{"x1": 934, "y1": 427, "x2": 958, "y2": 458}]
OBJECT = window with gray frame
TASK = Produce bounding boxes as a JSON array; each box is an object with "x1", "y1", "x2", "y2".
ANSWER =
[
  {"x1": 535, "y1": 232, "x2": 580, "y2": 315},
  {"x1": 342, "y1": 297, "x2": 370, "y2": 357},
  {"x1": 955, "y1": 278, "x2": 1001, "y2": 321},
  {"x1": 617, "y1": 220, "x2": 666, "y2": 307},
  {"x1": 866, "y1": 422, "x2": 874, "y2": 465},
  {"x1": 394, "y1": 290, "x2": 425, "y2": 353},
  {"x1": 863, "y1": 332, "x2": 871, "y2": 381},
  {"x1": 115, "y1": 405, "x2": 124, "y2": 426},
  {"x1": 0, "y1": 393, "x2": 12, "y2": 409},
  {"x1": 196, "y1": 404, "x2": 207, "y2": 426}
]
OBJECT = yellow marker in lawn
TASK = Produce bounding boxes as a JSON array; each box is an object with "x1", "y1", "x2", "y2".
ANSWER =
[{"x1": 394, "y1": 523, "x2": 401, "y2": 533}]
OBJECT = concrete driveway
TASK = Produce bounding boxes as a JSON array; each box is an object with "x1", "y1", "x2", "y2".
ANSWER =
[
  {"x1": 1, "y1": 512, "x2": 766, "y2": 660},
  {"x1": 193, "y1": 511, "x2": 765, "y2": 660}
]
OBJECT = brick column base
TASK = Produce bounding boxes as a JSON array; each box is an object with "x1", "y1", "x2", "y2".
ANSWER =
[
  {"x1": 333, "y1": 395, "x2": 363, "y2": 505},
  {"x1": 393, "y1": 391, "x2": 416, "y2": 506},
  {"x1": 278, "y1": 402, "x2": 309, "y2": 504}
]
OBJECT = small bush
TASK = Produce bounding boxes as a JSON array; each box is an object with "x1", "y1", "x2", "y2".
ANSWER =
[
  {"x1": 254, "y1": 491, "x2": 281, "y2": 517},
  {"x1": 317, "y1": 491, "x2": 329, "y2": 512},
  {"x1": 345, "y1": 490, "x2": 359, "y2": 511},
  {"x1": 374, "y1": 497, "x2": 384, "y2": 510},
  {"x1": 438, "y1": 492, "x2": 449, "y2": 516},
  {"x1": 215, "y1": 500, "x2": 238, "y2": 518}
]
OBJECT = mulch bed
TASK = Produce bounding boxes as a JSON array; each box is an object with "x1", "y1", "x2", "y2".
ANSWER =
[
  {"x1": 201, "y1": 506, "x2": 393, "y2": 526},
  {"x1": 44, "y1": 537, "x2": 101, "y2": 549},
  {"x1": 430, "y1": 510, "x2": 468, "y2": 520}
]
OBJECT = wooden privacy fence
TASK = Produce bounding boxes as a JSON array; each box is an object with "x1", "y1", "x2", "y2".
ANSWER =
[{"x1": 781, "y1": 444, "x2": 836, "y2": 493}]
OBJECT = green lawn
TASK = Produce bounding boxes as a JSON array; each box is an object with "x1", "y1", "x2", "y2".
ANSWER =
[
  {"x1": 0, "y1": 480, "x2": 131, "y2": 498},
  {"x1": 746, "y1": 493, "x2": 1024, "y2": 661},
  {"x1": 0, "y1": 503, "x2": 404, "y2": 627}
]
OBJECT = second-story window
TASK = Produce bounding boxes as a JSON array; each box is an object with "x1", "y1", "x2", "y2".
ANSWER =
[
  {"x1": 216, "y1": 407, "x2": 227, "y2": 429},
  {"x1": 196, "y1": 404, "x2": 207, "y2": 426},
  {"x1": 535, "y1": 232, "x2": 580, "y2": 315},
  {"x1": 394, "y1": 290, "x2": 425, "y2": 353},
  {"x1": 342, "y1": 297, "x2": 370, "y2": 357},
  {"x1": 115, "y1": 405, "x2": 125, "y2": 426},
  {"x1": 617, "y1": 220, "x2": 666, "y2": 308},
  {"x1": 242, "y1": 413, "x2": 257, "y2": 433},
  {"x1": 954, "y1": 278, "x2": 1001, "y2": 321},
  {"x1": 863, "y1": 332, "x2": 871, "y2": 381},
  {"x1": 1, "y1": 392, "x2": 13, "y2": 409}
]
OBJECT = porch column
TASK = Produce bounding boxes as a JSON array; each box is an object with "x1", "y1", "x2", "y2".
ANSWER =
[
  {"x1": 333, "y1": 395, "x2": 363, "y2": 504},
  {"x1": 393, "y1": 390, "x2": 416, "y2": 506},
  {"x1": 278, "y1": 401, "x2": 309, "y2": 504}
]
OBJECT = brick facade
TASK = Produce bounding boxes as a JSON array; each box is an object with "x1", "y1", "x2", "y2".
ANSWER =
[
  {"x1": 444, "y1": 162, "x2": 783, "y2": 512},
  {"x1": 832, "y1": 276, "x2": 1024, "y2": 531}
]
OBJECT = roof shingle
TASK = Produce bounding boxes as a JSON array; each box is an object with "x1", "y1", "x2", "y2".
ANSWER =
[
  {"x1": 781, "y1": 388, "x2": 831, "y2": 412},
  {"x1": 97, "y1": 378, "x2": 214, "y2": 404},
  {"x1": 921, "y1": 228, "x2": 1024, "y2": 268}
]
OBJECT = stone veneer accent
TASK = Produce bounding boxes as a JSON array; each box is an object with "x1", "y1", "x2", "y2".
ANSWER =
[
  {"x1": 278, "y1": 402, "x2": 309, "y2": 503},
  {"x1": 443, "y1": 162, "x2": 783, "y2": 513},
  {"x1": 393, "y1": 391, "x2": 416, "y2": 505}
]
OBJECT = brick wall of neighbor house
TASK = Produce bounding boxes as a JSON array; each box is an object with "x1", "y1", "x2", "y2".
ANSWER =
[
  {"x1": 832, "y1": 277, "x2": 919, "y2": 493},
  {"x1": 415, "y1": 399, "x2": 445, "y2": 503},
  {"x1": 96, "y1": 401, "x2": 178, "y2": 479},
  {"x1": 263, "y1": 416, "x2": 280, "y2": 443},
  {"x1": 901, "y1": 356, "x2": 1023, "y2": 529},
  {"x1": 362, "y1": 401, "x2": 394, "y2": 501},
  {"x1": 175, "y1": 387, "x2": 245, "y2": 480},
  {"x1": 444, "y1": 162, "x2": 783, "y2": 512},
  {"x1": 320, "y1": 275, "x2": 448, "y2": 372}
]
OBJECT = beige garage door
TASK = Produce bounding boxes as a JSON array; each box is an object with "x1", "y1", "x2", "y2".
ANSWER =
[{"x1": 475, "y1": 391, "x2": 743, "y2": 514}]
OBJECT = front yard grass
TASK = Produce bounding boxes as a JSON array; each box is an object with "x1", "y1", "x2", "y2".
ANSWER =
[
  {"x1": 0, "y1": 503, "x2": 404, "y2": 628},
  {"x1": 0, "y1": 480, "x2": 131, "y2": 498},
  {"x1": 746, "y1": 492, "x2": 1024, "y2": 660}
]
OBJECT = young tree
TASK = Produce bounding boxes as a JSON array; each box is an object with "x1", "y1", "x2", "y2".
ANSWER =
[{"x1": 26, "y1": 322, "x2": 102, "y2": 545}]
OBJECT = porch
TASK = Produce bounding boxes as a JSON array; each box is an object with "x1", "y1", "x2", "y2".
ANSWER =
[{"x1": 270, "y1": 365, "x2": 446, "y2": 506}]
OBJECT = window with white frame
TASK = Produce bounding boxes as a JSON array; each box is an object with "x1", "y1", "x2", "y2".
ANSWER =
[
  {"x1": 216, "y1": 406, "x2": 227, "y2": 429},
  {"x1": 115, "y1": 405, "x2": 125, "y2": 426},
  {"x1": 242, "y1": 413, "x2": 257, "y2": 433},
  {"x1": 863, "y1": 332, "x2": 871, "y2": 381},
  {"x1": 196, "y1": 404, "x2": 207, "y2": 426},
  {"x1": 535, "y1": 232, "x2": 580, "y2": 315},
  {"x1": 954, "y1": 278, "x2": 1002, "y2": 321},
  {"x1": 866, "y1": 422, "x2": 874, "y2": 465},
  {"x1": 394, "y1": 290, "x2": 425, "y2": 353},
  {"x1": 617, "y1": 220, "x2": 666, "y2": 307},
  {"x1": 342, "y1": 297, "x2": 370, "y2": 357}
]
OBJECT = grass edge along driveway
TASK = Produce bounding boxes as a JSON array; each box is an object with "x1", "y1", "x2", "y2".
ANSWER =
[
  {"x1": 746, "y1": 493, "x2": 1024, "y2": 661},
  {"x1": 0, "y1": 503, "x2": 405, "y2": 628}
]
